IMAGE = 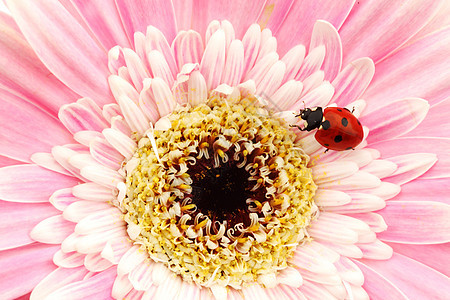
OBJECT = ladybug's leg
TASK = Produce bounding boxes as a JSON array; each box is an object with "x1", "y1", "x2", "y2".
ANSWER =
[
  {"x1": 289, "y1": 124, "x2": 308, "y2": 131},
  {"x1": 324, "y1": 148, "x2": 329, "y2": 153}
]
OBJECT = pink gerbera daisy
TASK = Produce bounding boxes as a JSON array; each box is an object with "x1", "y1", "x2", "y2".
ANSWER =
[{"x1": 0, "y1": 0, "x2": 449, "y2": 299}]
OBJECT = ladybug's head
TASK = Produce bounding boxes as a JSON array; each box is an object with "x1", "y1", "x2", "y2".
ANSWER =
[{"x1": 298, "y1": 107, "x2": 323, "y2": 131}]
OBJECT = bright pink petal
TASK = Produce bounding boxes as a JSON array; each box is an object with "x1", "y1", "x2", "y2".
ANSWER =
[
  {"x1": 361, "y1": 98, "x2": 429, "y2": 144},
  {"x1": 0, "y1": 155, "x2": 21, "y2": 168},
  {"x1": 274, "y1": 0, "x2": 354, "y2": 55},
  {"x1": 173, "y1": 0, "x2": 266, "y2": 38},
  {"x1": 353, "y1": 260, "x2": 409, "y2": 300},
  {"x1": 339, "y1": 0, "x2": 442, "y2": 64},
  {"x1": 0, "y1": 201, "x2": 58, "y2": 250},
  {"x1": 377, "y1": 201, "x2": 450, "y2": 244},
  {"x1": 0, "y1": 165, "x2": 78, "y2": 203},
  {"x1": 373, "y1": 137, "x2": 450, "y2": 180},
  {"x1": 0, "y1": 243, "x2": 59, "y2": 300},
  {"x1": 0, "y1": 16, "x2": 79, "y2": 116},
  {"x1": 358, "y1": 253, "x2": 450, "y2": 300},
  {"x1": 331, "y1": 57, "x2": 374, "y2": 106},
  {"x1": 398, "y1": 178, "x2": 450, "y2": 205},
  {"x1": 383, "y1": 153, "x2": 437, "y2": 186},
  {"x1": 6, "y1": 0, "x2": 112, "y2": 106},
  {"x1": 363, "y1": 26, "x2": 450, "y2": 109},
  {"x1": 47, "y1": 266, "x2": 116, "y2": 299},
  {"x1": 407, "y1": 1, "x2": 450, "y2": 44},
  {"x1": 309, "y1": 20, "x2": 342, "y2": 81},
  {"x1": 116, "y1": 0, "x2": 177, "y2": 43},
  {"x1": 387, "y1": 242, "x2": 450, "y2": 277},
  {"x1": 71, "y1": 0, "x2": 131, "y2": 49},
  {"x1": 405, "y1": 97, "x2": 450, "y2": 138}
]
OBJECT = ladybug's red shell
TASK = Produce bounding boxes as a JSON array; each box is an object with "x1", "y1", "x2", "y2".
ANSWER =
[{"x1": 314, "y1": 107, "x2": 364, "y2": 151}]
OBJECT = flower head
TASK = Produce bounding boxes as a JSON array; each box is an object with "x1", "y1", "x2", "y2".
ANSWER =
[{"x1": 0, "y1": 1, "x2": 449, "y2": 299}]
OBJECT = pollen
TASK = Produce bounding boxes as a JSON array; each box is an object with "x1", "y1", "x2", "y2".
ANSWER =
[{"x1": 120, "y1": 96, "x2": 318, "y2": 289}]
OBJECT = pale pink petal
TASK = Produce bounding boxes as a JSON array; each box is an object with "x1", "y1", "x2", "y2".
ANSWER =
[
  {"x1": 48, "y1": 188, "x2": 78, "y2": 211},
  {"x1": 116, "y1": 0, "x2": 176, "y2": 43},
  {"x1": 0, "y1": 243, "x2": 59, "y2": 300},
  {"x1": 309, "y1": 20, "x2": 342, "y2": 81},
  {"x1": 154, "y1": 274, "x2": 182, "y2": 300},
  {"x1": 80, "y1": 165, "x2": 124, "y2": 189},
  {"x1": 221, "y1": 39, "x2": 245, "y2": 86},
  {"x1": 0, "y1": 201, "x2": 58, "y2": 250},
  {"x1": 7, "y1": 0, "x2": 112, "y2": 106},
  {"x1": 242, "y1": 24, "x2": 262, "y2": 75},
  {"x1": 357, "y1": 239, "x2": 393, "y2": 260},
  {"x1": 76, "y1": 227, "x2": 126, "y2": 254},
  {"x1": 300, "y1": 70, "x2": 325, "y2": 96},
  {"x1": 0, "y1": 90, "x2": 74, "y2": 162},
  {"x1": 46, "y1": 266, "x2": 116, "y2": 300},
  {"x1": 0, "y1": 17, "x2": 79, "y2": 116},
  {"x1": 339, "y1": 0, "x2": 442, "y2": 64},
  {"x1": 363, "y1": 26, "x2": 450, "y2": 108},
  {"x1": 292, "y1": 81, "x2": 334, "y2": 110},
  {"x1": 122, "y1": 48, "x2": 150, "y2": 92},
  {"x1": 407, "y1": 1, "x2": 450, "y2": 44},
  {"x1": 0, "y1": 165, "x2": 78, "y2": 203},
  {"x1": 187, "y1": 70, "x2": 208, "y2": 106},
  {"x1": 354, "y1": 260, "x2": 409, "y2": 300},
  {"x1": 117, "y1": 95, "x2": 149, "y2": 136},
  {"x1": 405, "y1": 97, "x2": 450, "y2": 138},
  {"x1": 30, "y1": 153, "x2": 72, "y2": 176},
  {"x1": 147, "y1": 50, "x2": 175, "y2": 85},
  {"x1": 240, "y1": 284, "x2": 271, "y2": 300},
  {"x1": 387, "y1": 242, "x2": 450, "y2": 276},
  {"x1": 30, "y1": 215, "x2": 75, "y2": 244},
  {"x1": 312, "y1": 161, "x2": 358, "y2": 185},
  {"x1": 346, "y1": 213, "x2": 387, "y2": 234},
  {"x1": 89, "y1": 137, "x2": 124, "y2": 170},
  {"x1": 117, "y1": 245, "x2": 147, "y2": 276},
  {"x1": 102, "y1": 128, "x2": 137, "y2": 160},
  {"x1": 281, "y1": 45, "x2": 306, "y2": 83},
  {"x1": 75, "y1": 207, "x2": 124, "y2": 235},
  {"x1": 358, "y1": 253, "x2": 450, "y2": 300},
  {"x1": 173, "y1": 0, "x2": 266, "y2": 38},
  {"x1": 269, "y1": 80, "x2": 303, "y2": 110},
  {"x1": 274, "y1": 0, "x2": 354, "y2": 55},
  {"x1": 319, "y1": 171, "x2": 381, "y2": 191},
  {"x1": 324, "y1": 193, "x2": 385, "y2": 214},
  {"x1": 30, "y1": 266, "x2": 89, "y2": 300},
  {"x1": 331, "y1": 57, "x2": 375, "y2": 106},
  {"x1": 295, "y1": 45, "x2": 325, "y2": 81},
  {"x1": 200, "y1": 29, "x2": 226, "y2": 90},
  {"x1": 63, "y1": 200, "x2": 112, "y2": 223},
  {"x1": 256, "y1": 60, "x2": 286, "y2": 96},
  {"x1": 205, "y1": 20, "x2": 235, "y2": 49},
  {"x1": 139, "y1": 79, "x2": 161, "y2": 122},
  {"x1": 84, "y1": 253, "x2": 113, "y2": 272},
  {"x1": 320, "y1": 241, "x2": 363, "y2": 259},
  {"x1": 145, "y1": 26, "x2": 178, "y2": 77},
  {"x1": 377, "y1": 201, "x2": 450, "y2": 244},
  {"x1": 52, "y1": 250, "x2": 85, "y2": 268},
  {"x1": 258, "y1": 0, "x2": 295, "y2": 34},
  {"x1": 108, "y1": 74, "x2": 140, "y2": 105},
  {"x1": 150, "y1": 77, "x2": 177, "y2": 116},
  {"x1": 72, "y1": 182, "x2": 115, "y2": 202},
  {"x1": 373, "y1": 137, "x2": 450, "y2": 180},
  {"x1": 51, "y1": 146, "x2": 85, "y2": 180},
  {"x1": 301, "y1": 280, "x2": 336, "y2": 300},
  {"x1": 128, "y1": 261, "x2": 154, "y2": 291},
  {"x1": 171, "y1": 30, "x2": 204, "y2": 69},
  {"x1": 58, "y1": 99, "x2": 110, "y2": 134},
  {"x1": 360, "y1": 160, "x2": 397, "y2": 179},
  {"x1": 383, "y1": 153, "x2": 437, "y2": 185},
  {"x1": 112, "y1": 274, "x2": 133, "y2": 299},
  {"x1": 70, "y1": 0, "x2": 131, "y2": 50}
]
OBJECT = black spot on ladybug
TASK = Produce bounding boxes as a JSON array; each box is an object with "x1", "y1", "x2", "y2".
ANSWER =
[
  {"x1": 324, "y1": 143, "x2": 329, "y2": 147},
  {"x1": 357, "y1": 120, "x2": 361, "y2": 125},
  {"x1": 341, "y1": 118, "x2": 348, "y2": 127},
  {"x1": 322, "y1": 120, "x2": 331, "y2": 130},
  {"x1": 337, "y1": 108, "x2": 342, "y2": 112},
  {"x1": 334, "y1": 135, "x2": 343, "y2": 143}
]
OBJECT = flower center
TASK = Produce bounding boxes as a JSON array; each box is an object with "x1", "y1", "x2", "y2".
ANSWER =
[{"x1": 121, "y1": 94, "x2": 318, "y2": 288}]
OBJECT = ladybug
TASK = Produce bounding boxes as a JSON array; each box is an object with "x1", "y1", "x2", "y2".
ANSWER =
[{"x1": 293, "y1": 106, "x2": 364, "y2": 151}]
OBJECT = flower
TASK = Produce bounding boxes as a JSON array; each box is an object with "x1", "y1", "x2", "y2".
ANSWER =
[{"x1": 0, "y1": 0, "x2": 449, "y2": 299}]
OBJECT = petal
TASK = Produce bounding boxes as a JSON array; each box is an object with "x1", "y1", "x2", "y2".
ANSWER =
[
  {"x1": 309, "y1": 20, "x2": 342, "y2": 81},
  {"x1": 0, "y1": 243, "x2": 59, "y2": 300},
  {"x1": 47, "y1": 266, "x2": 116, "y2": 299},
  {"x1": 331, "y1": 57, "x2": 375, "y2": 106},
  {"x1": 383, "y1": 153, "x2": 437, "y2": 185},
  {"x1": 200, "y1": 29, "x2": 226, "y2": 90},
  {"x1": 405, "y1": 97, "x2": 450, "y2": 138},
  {"x1": 116, "y1": 0, "x2": 177, "y2": 43},
  {"x1": 30, "y1": 215, "x2": 75, "y2": 244},
  {"x1": 363, "y1": 26, "x2": 450, "y2": 108},
  {"x1": 0, "y1": 201, "x2": 58, "y2": 250},
  {"x1": 70, "y1": 0, "x2": 131, "y2": 49},
  {"x1": 7, "y1": 0, "x2": 112, "y2": 105},
  {"x1": 339, "y1": 0, "x2": 442, "y2": 64},
  {"x1": 373, "y1": 137, "x2": 450, "y2": 180},
  {"x1": 377, "y1": 201, "x2": 450, "y2": 244},
  {"x1": 63, "y1": 200, "x2": 112, "y2": 223},
  {"x1": 358, "y1": 253, "x2": 450, "y2": 300},
  {"x1": 398, "y1": 177, "x2": 450, "y2": 204},
  {"x1": 80, "y1": 165, "x2": 124, "y2": 189},
  {"x1": 0, "y1": 90, "x2": 74, "y2": 162},
  {"x1": 221, "y1": 39, "x2": 245, "y2": 86},
  {"x1": 102, "y1": 128, "x2": 137, "y2": 160},
  {"x1": 0, "y1": 165, "x2": 78, "y2": 203},
  {"x1": 0, "y1": 16, "x2": 79, "y2": 116},
  {"x1": 58, "y1": 98, "x2": 109, "y2": 134},
  {"x1": 274, "y1": 0, "x2": 354, "y2": 55},
  {"x1": 171, "y1": 30, "x2": 204, "y2": 69}
]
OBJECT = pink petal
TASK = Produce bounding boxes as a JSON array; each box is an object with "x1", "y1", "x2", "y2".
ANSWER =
[
  {"x1": 281, "y1": 45, "x2": 306, "y2": 83},
  {"x1": 63, "y1": 200, "x2": 112, "y2": 223},
  {"x1": 30, "y1": 266, "x2": 89, "y2": 299},
  {"x1": 117, "y1": 0, "x2": 177, "y2": 42},
  {"x1": 363, "y1": 26, "x2": 450, "y2": 108},
  {"x1": 407, "y1": 1, "x2": 450, "y2": 44},
  {"x1": 353, "y1": 260, "x2": 409, "y2": 300},
  {"x1": 70, "y1": 0, "x2": 131, "y2": 50},
  {"x1": 171, "y1": 30, "x2": 204, "y2": 69},
  {"x1": 269, "y1": 80, "x2": 303, "y2": 110},
  {"x1": 221, "y1": 39, "x2": 245, "y2": 86},
  {"x1": 0, "y1": 201, "x2": 58, "y2": 250},
  {"x1": 255, "y1": 60, "x2": 286, "y2": 96},
  {"x1": 357, "y1": 239, "x2": 393, "y2": 260},
  {"x1": 80, "y1": 165, "x2": 124, "y2": 189},
  {"x1": 149, "y1": 77, "x2": 177, "y2": 117},
  {"x1": 258, "y1": 0, "x2": 295, "y2": 34},
  {"x1": 0, "y1": 90, "x2": 74, "y2": 162},
  {"x1": 102, "y1": 128, "x2": 137, "y2": 160},
  {"x1": 122, "y1": 48, "x2": 150, "y2": 92},
  {"x1": 339, "y1": 0, "x2": 442, "y2": 64},
  {"x1": 373, "y1": 137, "x2": 450, "y2": 180},
  {"x1": 72, "y1": 182, "x2": 115, "y2": 202},
  {"x1": 147, "y1": 50, "x2": 175, "y2": 85},
  {"x1": 358, "y1": 253, "x2": 450, "y2": 300},
  {"x1": 294, "y1": 45, "x2": 325, "y2": 81},
  {"x1": 30, "y1": 215, "x2": 75, "y2": 244},
  {"x1": 405, "y1": 97, "x2": 450, "y2": 138},
  {"x1": 242, "y1": 24, "x2": 262, "y2": 76},
  {"x1": 398, "y1": 177, "x2": 450, "y2": 205},
  {"x1": 173, "y1": 0, "x2": 266, "y2": 38},
  {"x1": 346, "y1": 212, "x2": 387, "y2": 234},
  {"x1": 387, "y1": 242, "x2": 450, "y2": 277},
  {"x1": 89, "y1": 137, "x2": 124, "y2": 170},
  {"x1": 52, "y1": 250, "x2": 85, "y2": 268},
  {"x1": 361, "y1": 98, "x2": 429, "y2": 143},
  {"x1": 0, "y1": 16, "x2": 79, "y2": 116},
  {"x1": 30, "y1": 153, "x2": 72, "y2": 177},
  {"x1": 274, "y1": 0, "x2": 354, "y2": 55},
  {"x1": 7, "y1": 0, "x2": 112, "y2": 106},
  {"x1": 377, "y1": 201, "x2": 450, "y2": 244},
  {"x1": 84, "y1": 252, "x2": 113, "y2": 272},
  {"x1": 301, "y1": 280, "x2": 336, "y2": 300},
  {"x1": 309, "y1": 20, "x2": 342, "y2": 81},
  {"x1": 0, "y1": 165, "x2": 78, "y2": 203},
  {"x1": 200, "y1": 29, "x2": 226, "y2": 90},
  {"x1": 59, "y1": 98, "x2": 110, "y2": 134},
  {"x1": 47, "y1": 266, "x2": 116, "y2": 299},
  {"x1": 0, "y1": 155, "x2": 22, "y2": 168},
  {"x1": 145, "y1": 26, "x2": 178, "y2": 78},
  {"x1": 331, "y1": 57, "x2": 375, "y2": 106},
  {"x1": 383, "y1": 153, "x2": 437, "y2": 185},
  {"x1": 117, "y1": 95, "x2": 149, "y2": 136},
  {"x1": 0, "y1": 243, "x2": 59, "y2": 300}
]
